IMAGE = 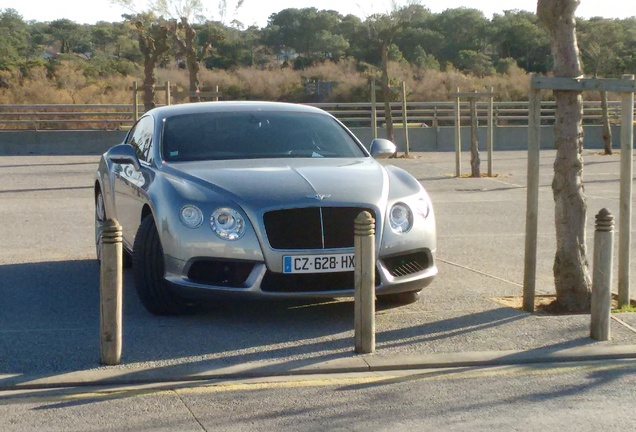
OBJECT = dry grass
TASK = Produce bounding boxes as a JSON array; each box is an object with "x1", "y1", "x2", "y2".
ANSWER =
[
  {"x1": 494, "y1": 294, "x2": 636, "y2": 315},
  {"x1": 0, "y1": 58, "x2": 536, "y2": 105}
]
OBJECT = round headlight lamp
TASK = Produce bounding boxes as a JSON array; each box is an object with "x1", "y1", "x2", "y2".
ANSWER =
[
  {"x1": 179, "y1": 205, "x2": 203, "y2": 228},
  {"x1": 389, "y1": 203, "x2": 413, "y2": 233},
  {"x1": 211, "y1": 207, "x2": 245, "y2": 241}
]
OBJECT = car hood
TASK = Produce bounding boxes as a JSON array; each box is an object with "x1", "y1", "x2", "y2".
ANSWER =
[{"x1": 163, "y1": 157, "x2": 389, "y2": 211}]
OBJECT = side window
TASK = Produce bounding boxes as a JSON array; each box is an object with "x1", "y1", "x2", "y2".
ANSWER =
[{"x1": 126, "y1": 116, "x2": 154, "y2": 163}]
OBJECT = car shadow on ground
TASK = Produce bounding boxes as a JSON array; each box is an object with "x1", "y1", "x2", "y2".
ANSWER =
[{"x1": 0, "y1": 259, "x2": 598, "y2": 390}]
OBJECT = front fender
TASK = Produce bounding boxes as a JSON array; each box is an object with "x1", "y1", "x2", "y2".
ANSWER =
[{"x1": 148, "y1": 173, "x2": 265, "y2": 264}]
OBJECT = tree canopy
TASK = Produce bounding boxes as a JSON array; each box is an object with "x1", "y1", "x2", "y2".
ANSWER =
[{"x1": 0, "y1": 6, "x2": 633, "y2": 93}]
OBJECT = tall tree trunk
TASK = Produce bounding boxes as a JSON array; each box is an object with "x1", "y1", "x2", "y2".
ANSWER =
[
  {"x1": 381, "y1": 43, "x2": 394, "y2": 145},
  {"x1": 470, "y1": 97, "x2": 480, "y2": 177},
  {"x1": 183, "y1": 20, "x2": 200, "y2": 103},
  {"x1": 136, "y1": 21, "x2": 169, "y2": 113},
  {"x1": 538, "y1": 0, "x2": 591, "y2": 312},
  {"x1": 142, "y1": 61, "x2": 156, "y2": 112},
  {"x1": 601, "y1": 91, "x2": 613, "y2": 155}
]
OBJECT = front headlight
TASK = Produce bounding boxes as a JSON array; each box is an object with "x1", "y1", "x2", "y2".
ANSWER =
[
  {"x1": 389, "y1": 203, "x2": 413, "y2": 233},
  {"x1": 211, "y1": 207, "x2": 245, "y2": 241},
  {"x1": 179, "y1": 205, "x2": 204, "y2": 228}
]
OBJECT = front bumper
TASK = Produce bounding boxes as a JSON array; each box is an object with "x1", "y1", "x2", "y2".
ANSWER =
[{"x1": 163, "y1": 249, "x2": 437, "y2": 299}]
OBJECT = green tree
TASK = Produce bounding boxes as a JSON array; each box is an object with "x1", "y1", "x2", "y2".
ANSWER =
[
  {"x1": 491, "y1": 10, "x2": 551, "y2": 73},
  {"x1": 578, "y1": 17, "x2": 626, "y2": 77},
  {"x1": 430, "y1": 8, "x2": 490, "y2": 66},
  {"x1": 412, "y1": 46, "x2": 440, "y2": 69},
  {"x1": 205, "y1": 24, "x2": 262, "y2": 68},
  {"x1": 264, "y1": 8, "x2": 346, "y2": 67},
  {"x1": 47, "y1": 19, "x2": 87, "y2": 53},
  {"x1": 337, "y1": 14, "x2": 367, "y2": 60},
  {"x1": 0, "y1": 9, "x2": 30, "y2": 69},
  {"x1": 365, "y1": 4, "x2": 417, "y2": 144},
  {"x1": 456, "y1": 50, "x2": 495, "y2": 76}
]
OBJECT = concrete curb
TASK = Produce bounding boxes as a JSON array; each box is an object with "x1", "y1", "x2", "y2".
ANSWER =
[{"x1": 3, "y1": 345, "x2": 636, "y2": 391}]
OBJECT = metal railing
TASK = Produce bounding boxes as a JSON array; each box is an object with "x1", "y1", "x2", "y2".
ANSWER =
[{"x1": 0, "y1": 100, "x2": 634, "y2": 131}]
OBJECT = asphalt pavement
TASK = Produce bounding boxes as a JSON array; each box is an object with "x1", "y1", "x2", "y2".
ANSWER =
[{"x1": 1, "y1": 149, "x2": 635, "y2": 390}]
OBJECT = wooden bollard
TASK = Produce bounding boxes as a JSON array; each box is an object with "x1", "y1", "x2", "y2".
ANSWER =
[
  {"x1": 590, "y1": 209, "x2": 614, "y2": 341},
  {"x1": 100, "y1": 218, "x2": 123, "y2": 365},
  {"x1": 354, "y1": 211, "x2": 375, "y2": 354}
]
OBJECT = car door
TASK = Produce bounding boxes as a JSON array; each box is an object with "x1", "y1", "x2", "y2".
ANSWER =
[{"x1": 113, "y1": 115, "x2": 155, "y2": 247}]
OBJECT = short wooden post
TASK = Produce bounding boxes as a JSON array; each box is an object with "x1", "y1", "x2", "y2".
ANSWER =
[
  {"x1": 214, "y1": 85, "x2": 220, "y2": 102},
  {"x1": 354, "y1": 211, "x2": 375, "y2": 354},
  {"x1": 487, "y1": 87, "x2": 494, "y2": 177},
  {"x1": 371, "y1": 80, "x2": 378, "y2": 139},
  {"x1": 132, "y1": 81, "x2": 139, "y2": 121},
  {"x1": 401, "y1": 81, "x2": 410, "y2": 157},
  {"x1": 454, "y1": 88, "x2": 462, "y2": 177},
  {"x1": 591, "y1": 209, "x2": 615, "y2": 341},
  {"x1": 618, "y1": 74, "x2": 634, "y2": 308},
  {"x1": 601, "y1": 91, "x2": 612, "y2": 155},
  {"x1": 469, "y1": 94, "x2": 480, "y2": 177},
  {"x1": 165, "y1": 80, "x2": 171, "y2": 106},
  {"x1": 100, "y1": 218, "x2": 123, "y2": 365},
  {"x1": 523, "y1": 80, "x2": 542, "y2": 313}
]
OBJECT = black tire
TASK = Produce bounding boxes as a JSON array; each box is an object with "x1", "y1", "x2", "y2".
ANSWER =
[
  {"x1": 95, "y1": 189, "x2": 106, "y2": 262},
  {"x1": 122, "y1": 247, "x2": 133, "y2": 269},
  {"x1": 133, "y1": 215, "x2": 189, "y2": 315},
  {"x1": 95, "y1": 189, "x2": 132, "y2": 268},
  {"x1": 378, "y1": 290, "x2": 421, "y2": 305}
]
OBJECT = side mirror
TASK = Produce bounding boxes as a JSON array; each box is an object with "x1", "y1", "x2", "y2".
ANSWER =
[
  {"x1": 107, "y1": 144, "x2": 141, "y2": 170},
  {"x1": 370, "y1": 138, "x2": 396, "y2": 159}
]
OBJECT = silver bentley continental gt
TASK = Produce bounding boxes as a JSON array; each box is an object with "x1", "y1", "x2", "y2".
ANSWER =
[{"x1": 94, "y1": 101, "x2": 437, "y2": 315}]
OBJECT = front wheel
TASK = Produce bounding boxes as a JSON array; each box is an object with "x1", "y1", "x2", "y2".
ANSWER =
[
  {"x1": 133, "y1": 215, "x2": 190, "y2": 315},
  {"x1": 95, "y1": 189, "x2": 131, "y2": 267}
]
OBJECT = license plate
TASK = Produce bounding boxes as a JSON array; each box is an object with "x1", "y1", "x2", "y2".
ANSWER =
[{"x1": 283, "y1": 253, "x2": 355, "y2": 274}]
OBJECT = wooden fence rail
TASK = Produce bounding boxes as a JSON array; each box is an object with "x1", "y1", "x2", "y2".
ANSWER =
[{"x1": 0, "y1": 100, "x2": 634, "y2": 131}]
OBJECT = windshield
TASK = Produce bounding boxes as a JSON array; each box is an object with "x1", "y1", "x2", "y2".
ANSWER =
[{"x1": 161, "y1": 111, "x2": 367, "y2": 161}]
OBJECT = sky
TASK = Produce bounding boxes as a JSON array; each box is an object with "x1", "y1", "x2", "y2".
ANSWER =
[{"x1": 2, "y1": 0, "x2": 635, "y2": 27}]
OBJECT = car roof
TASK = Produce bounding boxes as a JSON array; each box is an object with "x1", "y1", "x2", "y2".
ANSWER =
[{"x1": 146, "y1": 101, "x2": 328, "y2": 119}]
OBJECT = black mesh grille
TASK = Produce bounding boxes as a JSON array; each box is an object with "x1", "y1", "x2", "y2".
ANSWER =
[
  {"x1": 264, "y1": 207, "x2": 375, "y2": 250},
  {"x1": 382, "y1": 252, "x2": 430, "y2": 277},
  {"x1": 187, "y1": 260, "x2": 255, "y2": 287}
]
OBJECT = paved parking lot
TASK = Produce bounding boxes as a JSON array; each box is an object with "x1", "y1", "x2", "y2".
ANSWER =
[{"x1": 1, "y1": 150, "x2": 635, "y2": 385}]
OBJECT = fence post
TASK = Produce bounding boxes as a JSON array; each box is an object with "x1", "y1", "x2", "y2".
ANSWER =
[
  {"x1": 165, "y1": 81, "x2": 171, "y2": 106},
  {"x1": 487, "y1": 87, "x2": 494, "y2": 177},
  {"x1": 523, "y1": 78, "x2": 542, "y2": 313},
  {"x1": 132, "y1": 81, "x2": 139, "y2": 122},
  {"x1": 591, "y1": 209, "x2": 615, "y2": 341},
  {"x1": 371, "y1": 79, "x2": 378, "y2": 139},
  {"x1": 100, "y1": 218, "x2": 123, "y2": 365},
  {"x1": 401, "y1": 81, "x2": 410, "y2": 157},
  {"x1": 454, "y1": 88, "x2": 462, "y2": 177},
  {"x1": 354, "y1": 211, "x2": 375, "y2": 354},
  {"x1": 469, "y1": 94, "x2": 480, "y2": 177},
  {"x1": 618, "y1": 74, "x2": 634, "y2": 308}
]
